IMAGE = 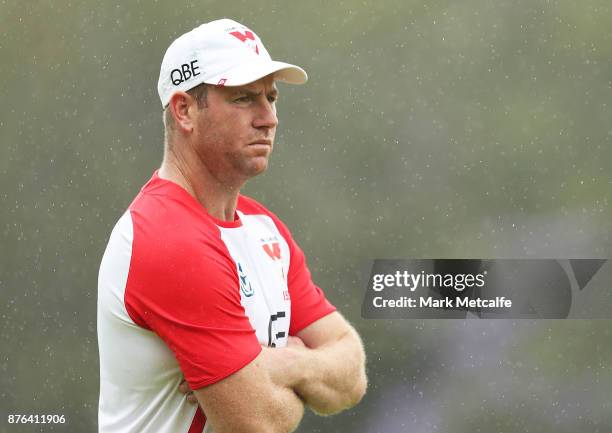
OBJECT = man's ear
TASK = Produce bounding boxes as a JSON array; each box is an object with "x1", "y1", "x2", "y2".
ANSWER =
[{"x1": 168, "y1": 91, "x2": 197, "y2": 133}]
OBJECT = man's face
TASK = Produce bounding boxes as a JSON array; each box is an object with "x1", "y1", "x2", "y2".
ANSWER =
[{"x1": 193, "y1": 75, "x2": 279, "y2": 186}]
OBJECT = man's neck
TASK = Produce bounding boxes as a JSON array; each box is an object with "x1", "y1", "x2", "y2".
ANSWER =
[{"x1": 158, "y1": 153, "x2": 242, "y2": 222}]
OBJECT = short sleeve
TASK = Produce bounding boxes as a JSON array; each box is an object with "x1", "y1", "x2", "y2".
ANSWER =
[{"x1": 124, "y1": 210, "x2": 261, "y2": 390}]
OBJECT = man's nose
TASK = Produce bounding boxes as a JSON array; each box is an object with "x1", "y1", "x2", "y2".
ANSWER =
[{"x1": 253, "y1": 99, "x2": 278, "y2": 130}]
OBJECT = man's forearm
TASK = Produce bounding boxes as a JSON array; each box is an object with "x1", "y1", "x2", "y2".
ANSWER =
[
  {"x1": 248, "y1": 352, "x2": 305, "y2": 433},
  {"x1": 240, "y1": 383, "x2": 304, "y2": 433},
  {"x1": 203, "y1": 386, "x2": 303, "y2": 433},
  {"x1": 290, "y1": 327, "x2": 367, "y2": 415}
]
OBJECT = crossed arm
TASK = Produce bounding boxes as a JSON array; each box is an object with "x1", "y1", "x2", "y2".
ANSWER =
[{"x1": 188, "y1": 312, "x2": 367, "y2": 433}]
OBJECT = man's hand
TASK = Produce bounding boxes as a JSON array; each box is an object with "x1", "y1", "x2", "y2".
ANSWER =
[
  {"x1": 178, "y1": 379, "x2": 197, "y2": 404},
  {"x1": 288, "y1": 312, "x2": 367, "y2": 415},
  {"x1": 286, "y1": 336, "x2": 306, "y2": 348}
]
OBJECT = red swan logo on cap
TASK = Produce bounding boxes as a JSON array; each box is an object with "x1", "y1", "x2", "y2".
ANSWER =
[{"x1": 229, "y1": 30, "x2": 260, "y2": 55}]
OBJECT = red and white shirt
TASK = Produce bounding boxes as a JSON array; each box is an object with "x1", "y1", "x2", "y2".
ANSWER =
[{"x1": 97, "y1": 171, "x2": 335, "y2": 433}]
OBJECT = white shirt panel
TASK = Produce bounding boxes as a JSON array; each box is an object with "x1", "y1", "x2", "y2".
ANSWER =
[
  {"x1": 219, "y1": 212, "x2": 291, "y2": 348},
  {"x1": 97, "y1": 212, "x2": 200, "y2": 433}
]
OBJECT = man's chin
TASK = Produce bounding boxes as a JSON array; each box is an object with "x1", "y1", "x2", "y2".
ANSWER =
[{"x1": 245, "y1": 158, "x2": 269, "y2": 178}]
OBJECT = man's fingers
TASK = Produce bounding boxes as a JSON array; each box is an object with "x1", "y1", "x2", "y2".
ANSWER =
[
  {"x1": 178, "y1": 380, "x2": 191, "y2": 394},
  {"x1": 179, "y1": 379, "x2": 198, "y2": 404},
  {"x1": 287, "y1": 336, "x2": 306, "y2": 348}
]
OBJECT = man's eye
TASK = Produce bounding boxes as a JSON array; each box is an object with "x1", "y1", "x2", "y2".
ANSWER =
[
  {"x1": 235, "y1": 96, "x2": 251, "y2": 103},
  {"x1": 267, "y1": 96, "x2": 277, "y2": 103}
]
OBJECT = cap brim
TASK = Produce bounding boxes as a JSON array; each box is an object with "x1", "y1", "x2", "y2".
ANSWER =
[{"x1": 206, "y1": 60, "x2": 308, "y2": 87}]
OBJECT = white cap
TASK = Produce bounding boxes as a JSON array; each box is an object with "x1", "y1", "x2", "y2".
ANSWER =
[{"x1": 157, "y1": 18, "x2": 308, "y2": 107}]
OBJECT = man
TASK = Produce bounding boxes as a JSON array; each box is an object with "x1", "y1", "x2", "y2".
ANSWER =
[{"x1": 97, "y1": 18, "x2": 367, "y2": 433}]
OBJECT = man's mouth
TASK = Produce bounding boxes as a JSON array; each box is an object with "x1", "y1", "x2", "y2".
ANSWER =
[{"x1": 248, "y1": 140, "x2": 272, "y2": 147}]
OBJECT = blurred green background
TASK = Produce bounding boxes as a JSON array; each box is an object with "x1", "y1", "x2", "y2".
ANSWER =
[{"x1": 1, "y1": 0, "x2": 611, "y2": 432}]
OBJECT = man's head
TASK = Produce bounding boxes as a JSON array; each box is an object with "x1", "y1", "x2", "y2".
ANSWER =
[
  {"x1": 165, "y1": 75, "x2": 279, "y2": 185},
  {"x1": 157, "y1": 19, "x2": 307, "y2": 185}
]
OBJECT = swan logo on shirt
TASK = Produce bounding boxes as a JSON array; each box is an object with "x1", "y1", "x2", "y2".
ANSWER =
[
  {"x1": 260, "y1": 238, "x2": 286, "y2": 281},
  {"x1": 237, "y1": 262, "x2": 254, "y2": 297},
  {"x1": 262, "y1": 242, "x2": 281, "y2": 261}
]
